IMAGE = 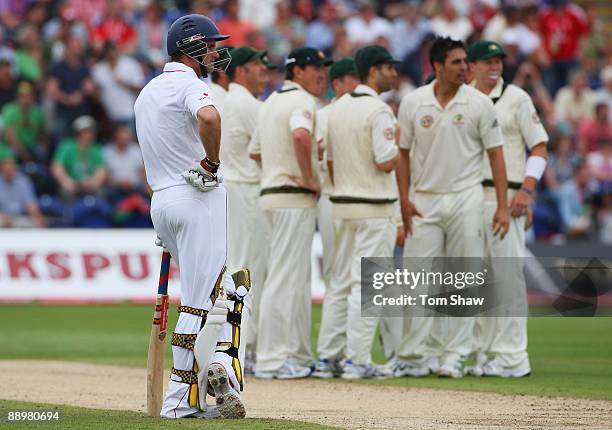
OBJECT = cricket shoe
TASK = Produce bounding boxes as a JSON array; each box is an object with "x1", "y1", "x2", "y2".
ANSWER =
[
  {"x1": 426, "y1": 356, "x2": 440, "y2": 374},
  {"x1": 312, "y1": 358, "x2": 335, "y2": 378},
  {"x1": 482, "y1": 357, "x2": 531, "y2": 378},
  {"x1": 255, "y1": 359, "x2": 312, "y2": 380},
  {"x1": 437, "y1": 361, "x2": 463, "y2": 379},
  {"x1": 464, "y1": 352, "x2": 487, "y2": 377},
  {"x1": 392, "y1": 359, "x2": 430, "y2": 377},
  {"x1": 341, "y1": 360, "x2": 391, "y2": 380},
  {"x1": 207, "y1": 362, "x2": 246, "y2": 419}
]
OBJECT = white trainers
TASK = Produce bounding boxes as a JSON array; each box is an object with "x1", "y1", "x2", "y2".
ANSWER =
[
  {"x1": 482, "y1": 357, "x2": 531, "y2": 378},
  {"x1": 276, "y1": 359, "x2": 312, "y2": 379},
  {"x1": 465, "y1": 352, "x2": 487, "y2": 377},
  {"x1": 207, "y1": 362, "x2": 246, "y2": 419},
  {"x1": 341, "y1": 360, "x2": 391, "y2": 380},
  {"x1": 255, "y1": 359, "x2": 312, "y2": 380},
  {"x1": 426, "y1": 356, "x2": 440, "y2": 374},
  {"x1": 392, "y1": 359, "x2": 430, "y2": 377},
  {"x1": 437, "y1": 361, "x2": 463, "y2": 379},
  {"x1": 312, "y1": 358, "x2": 341, "y2": 379}
]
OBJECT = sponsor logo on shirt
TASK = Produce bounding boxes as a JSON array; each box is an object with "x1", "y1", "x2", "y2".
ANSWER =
[
  {"x1": 453, "y1": 114, "x2": 465, "y2": 126},
  {"x1": 303, "y1": 110, "x2": 312, "y2": 120},
  {"x1": 420, "y1": 115, "x2": 433, "y2": 128},
  {"x1": 532, "y1": 112, "x2": 541, "y2": 124}
]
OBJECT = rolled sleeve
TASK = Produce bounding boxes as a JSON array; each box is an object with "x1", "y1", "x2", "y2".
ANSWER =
[
  {"x1": 183, "y1": 81, "x2": 215, "y2": 118},
  {"x1": 289, "y1": 99, "x2": 316, "y2": 133},
  {"x1": 371, "y1": 110, "x2": 399, "y2": 164},
  {"x1": 516, "y1": 99, "x2": 549, "y2": 149},
  {"x1": 479, "y1": 99, "x2": 504, "y2": 149}
]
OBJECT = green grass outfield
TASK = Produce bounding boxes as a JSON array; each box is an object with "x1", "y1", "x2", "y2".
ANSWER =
[
  {"x1": 1, "y1": 304, "x2": 611, "y2": 401},
  {"x1": 0, "y1": 399, "x2": 334, "y2": 430}
]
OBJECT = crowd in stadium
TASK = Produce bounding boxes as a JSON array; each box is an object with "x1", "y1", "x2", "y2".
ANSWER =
[{"x1": 0, "y1": 0, "x2": 610, "y2": 243}]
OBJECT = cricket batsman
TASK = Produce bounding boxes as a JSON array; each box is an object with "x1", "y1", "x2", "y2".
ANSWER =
[{"x1": 135, "y1": 14, "x2": 248, "y2": 419}]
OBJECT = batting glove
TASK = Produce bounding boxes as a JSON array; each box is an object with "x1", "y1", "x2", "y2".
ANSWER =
[
  {"x1": 182, "y1": 158, "x2": 223, "y2": 192},
  {"x1": 154, "y1": 235, "x2": 167, "y2": 250}
]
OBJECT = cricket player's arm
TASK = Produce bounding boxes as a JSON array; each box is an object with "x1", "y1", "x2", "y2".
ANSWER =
[
  {"x1": 480, "y1": 98, "x2": 509, "y2": 239},
  {"x1": 292, "y1": 128, "x2": 319, "y2": 192},
  {"x1": 197, "y1": 106, "x2": 221, "y2": 162},
  {"x1": 396, "y1": 99, "x2": 421, "y2": 236},
  {"x1": 372, "y1": 111, "x2": 399, "y2": 173},
  {"x1": 248, "y1": 112, "x2": 262, "y2": 162},
  {"x1": 183, "y1": 80, "x2": 221, "y2": 162},
  {"x1": 511, "y1": 100, "x2": 550, "y2": 218},
  {"x1": 486, "y1": 146, "x2": 509, "y2": 239},
  {"x1": 326, "y1": 127, "x2": 334, "y2": 184},
  {"x1": 290, "y1": 104, "x2": 319, "y2": 192}
]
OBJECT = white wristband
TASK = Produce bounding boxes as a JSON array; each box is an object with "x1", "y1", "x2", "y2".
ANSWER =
[{"x1": 525, "y1": 155, "x2": 547, "y2": 181}]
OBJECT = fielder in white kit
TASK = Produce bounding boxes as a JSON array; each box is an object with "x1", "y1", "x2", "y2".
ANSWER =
[
  {"x1": 220, "y1": 46, "x2": 272, "y2": 371},
  {"x1": 135, "y1": 14, "x2": 248, "y2": 419},
  {"x1": 467, "y1": 40, "x2": 548, "y2": 378},
  {"x1": 395, "y1": 37, "x2": 509, "y2": 379}
]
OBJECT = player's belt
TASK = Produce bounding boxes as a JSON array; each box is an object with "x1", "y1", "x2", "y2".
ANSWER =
[
  {"x1": 260, "y1": 185, "x2": 316, "y2": 196},
  {"x1": 482, "y1": 179, "x2": 522, "y2": 190},
  {"x1": 330, "y1": 196, "x2": 397, "y2": 204}
]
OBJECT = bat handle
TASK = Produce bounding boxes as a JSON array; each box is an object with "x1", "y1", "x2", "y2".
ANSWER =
[
  {"x1": 158, "y1": 251, "x2": 171, "y2": 295},
  {"x1": 156, "y1": 251, "x2": 171, "y2": 337}
]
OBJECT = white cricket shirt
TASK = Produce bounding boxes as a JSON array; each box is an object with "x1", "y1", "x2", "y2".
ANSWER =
[
  {"x1": 219, "y1": 82, "x2": 262, "y2": 183},
  {"x1": 134, "y1": 62, "x2": 215, "y2": 192},
  {"x1": 476, "y1": 79, "x2": 549, "y2": 184},
  {"x1": 398, "y1": 81, "x2": 503, "y2": 193}
]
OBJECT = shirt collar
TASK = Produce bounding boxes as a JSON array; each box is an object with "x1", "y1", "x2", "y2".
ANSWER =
[
  {"x1": 488, "y1": 78, "x2": 505, "y2": 99},
  {"x1": 229, "y1": 82, "x2": 255, "y2": 99},
  {"x1": 353, "y1": 84, "x2": 379, "y2": 98},
  {"x1": 283, "y1": 80, "x2": 303, "y2": 92},
  {"x1": 422, "y1": 81, "x2": 468, "y2": 109},
  {"x1": 163, "y1": 62, "x2": 198, "y2": 79},
  {"x1": 282, "y1": 80, "x2": 317, "y2": 101}
]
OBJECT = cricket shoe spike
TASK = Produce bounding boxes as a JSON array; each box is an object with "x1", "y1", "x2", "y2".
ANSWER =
[{"x1": 207, "y1": 362, "x2": 246, "y2": 419}]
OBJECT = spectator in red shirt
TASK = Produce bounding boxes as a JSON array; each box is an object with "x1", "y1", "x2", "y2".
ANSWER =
[
  {"x1": 217, "y1": 0, "x2": 257, "y2": 47},
  {"x1": 578, "y1": 101, "x2": 612, "y2": 154},
  {"x1": 90, "y1": 0, "x2": 137, "y2": 55},
  {"x1": 539, "y1": 0, "x2": 590, "y2": 94}
]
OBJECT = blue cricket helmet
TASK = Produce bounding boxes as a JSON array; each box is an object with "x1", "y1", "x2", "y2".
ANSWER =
[
  {"x1": 166, "y1": 14, "x2": 229, "y2": 57},
  {"x1": 166, "y1": 14, "x2": 231, "y2": 76}
]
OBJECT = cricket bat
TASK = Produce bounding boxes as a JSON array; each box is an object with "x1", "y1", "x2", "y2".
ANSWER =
[{"x1": 146, "y1": 250, "x2": 171, "y2": 417}]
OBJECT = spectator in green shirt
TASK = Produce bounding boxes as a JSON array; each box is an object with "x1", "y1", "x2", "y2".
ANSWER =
[
  {"x1": 51, "y1": 115, "x2": 107, "y2": 198},
  {"x1": 2, "y1": 81, "x2": 47, "y2": 163}
]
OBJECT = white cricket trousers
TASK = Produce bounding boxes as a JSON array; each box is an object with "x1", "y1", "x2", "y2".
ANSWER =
[
  {"x1": 475, "y1": 197, "x2": 529, "y2": 369},
  {"x1": 399, "y1": 185, "x2": 485, "y2": 367},
  {"x1": 225, "y1": 180, "x2": 269, "y2": 355},
  {"x1": 151, "y1": 185, "x2": 238, "y2": 418},
  {"x1": 318, "y1": 217, "x2": 396, "y2": 365},
  {"x1": 256, "y1": 207, "x2": 316, "y2": 372},
  {"x1": 317, "y1": 193, "x2": 335, "y2": 287}
]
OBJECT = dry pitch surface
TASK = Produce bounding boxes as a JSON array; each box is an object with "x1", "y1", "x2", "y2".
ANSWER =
[{"x1": 1, "y1": 360, "x2": 611, "y2": 430}]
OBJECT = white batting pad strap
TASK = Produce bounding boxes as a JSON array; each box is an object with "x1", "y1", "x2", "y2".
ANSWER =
[
  {"x1": 207, "y1": 314, "x2": 229, "y2": 324},
  {"x1": 525, "y1": 155, "x2": 547, "y2": 181}
]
